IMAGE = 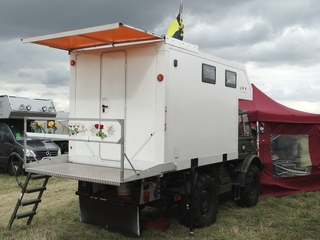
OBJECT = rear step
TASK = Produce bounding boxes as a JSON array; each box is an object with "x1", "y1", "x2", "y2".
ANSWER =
[
  {"x1": 25, "y1": 186, "x2": 47, "y2": 194},
  {"x1": 8, "y1": 172, "x2": 51, "y2": 228},
  {"x1": 21, "y1": 199, "x2": 42, "y2": 206},
  {"x1": 16, "y1": 211, "x2": 37, "y2": 219}
]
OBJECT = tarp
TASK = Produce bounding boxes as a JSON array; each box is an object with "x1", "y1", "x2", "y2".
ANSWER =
[{"x1": 240, "y1": 84, "x2": 320, "y2": 197}]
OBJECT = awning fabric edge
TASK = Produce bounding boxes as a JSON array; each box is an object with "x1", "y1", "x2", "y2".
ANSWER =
[{"x1": 21, "y1": 22, "x2": 164, "y2": 51}]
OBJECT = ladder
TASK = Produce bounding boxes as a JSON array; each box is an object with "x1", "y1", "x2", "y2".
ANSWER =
[{"x1": 8, "y1": 172, "x2": 51, "y2": 228}]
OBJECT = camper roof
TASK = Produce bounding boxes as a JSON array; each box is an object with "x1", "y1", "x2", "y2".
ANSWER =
[
  {"x1": 0, "y1": 95, "x2": 56, "y2": 118},
  {"x1": 22, "y1": 22, "x2": 164, "y2": 51}
]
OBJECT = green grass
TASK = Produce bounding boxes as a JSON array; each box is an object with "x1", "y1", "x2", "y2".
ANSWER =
[{"x1": 1, "y1": 169, "x2": 320, "y2": 239}]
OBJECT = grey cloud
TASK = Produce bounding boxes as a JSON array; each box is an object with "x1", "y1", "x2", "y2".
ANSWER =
[
  {"x1": 42, "y1": 91, "x2": 57, "y2": 96},
  {"x1": 13, "y1": 86, "x2": 28, "y2": 93},
  {"x1": 18, "y1": 71, "x2": 31, "y2": 78},
  {"x1": 238, "y1": 22, "x2": 272, "y2": 46},
  {"x1": 43, "y1": 68, "x2": 69, "y2": 88},
  {"x1": 0, "y1": 1, "x2": 177, "y2": 40},
  {"x1": 1, "y1": 0, "x2": 320, "y2": 112}
]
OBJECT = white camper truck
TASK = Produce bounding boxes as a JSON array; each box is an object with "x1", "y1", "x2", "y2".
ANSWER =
[
  {"x1": 10, "y1": 23, "x2": 263, "y2": 236},
  {"x1": 0, "y1": 95, "x2": 61, "y2": 175}
]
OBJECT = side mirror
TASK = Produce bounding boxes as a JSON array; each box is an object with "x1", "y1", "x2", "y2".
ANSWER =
[
  {"x1": 259, "y1": 122, "x2": 264, "y2": 134},
  {"x1": 251, "y1": 127, "x2": 257, "y2": 137}
]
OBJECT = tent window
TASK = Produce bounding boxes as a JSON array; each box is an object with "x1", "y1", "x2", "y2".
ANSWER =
[
  {"x1": 225, "y1": 70, "x2": 236, "y2": 88},
  {"x1": 271, "y1": 134, "x2": 312, "y2": 178},
  {"x1": 202, "y1": 64, "x2": 216, "y2": 84}
]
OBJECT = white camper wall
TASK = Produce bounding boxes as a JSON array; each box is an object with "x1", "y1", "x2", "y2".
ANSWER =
[
  {"x1": 125, "y1": 45, "x2": 165, "y2": 168},
  {"x1": 164, "y1": 44, "x2": 249, "y2": 169},
  {"x1": 68, "y1": 43, "x2": 166, "y2": 170},
  {"x1": 69, "y1": 52, "x2": 100, "y2": 161}
]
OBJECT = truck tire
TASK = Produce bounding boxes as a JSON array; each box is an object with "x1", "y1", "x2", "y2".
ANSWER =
[
  {"x1": 178, "y1": 173, "x2": 218, "y2": 228},
  {"x1": 235, "y1": 164, "x2": 260, "y2": 207}
]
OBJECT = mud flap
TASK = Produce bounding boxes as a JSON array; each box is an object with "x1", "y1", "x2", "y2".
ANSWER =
[{"x1": 79, "y1": 196, "x2": 140, "y2": 236}]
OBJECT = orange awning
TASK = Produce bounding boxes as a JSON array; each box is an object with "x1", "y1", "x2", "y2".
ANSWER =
[{"x1": 22, "y1": 22, "x2": 164, "y2": 51}]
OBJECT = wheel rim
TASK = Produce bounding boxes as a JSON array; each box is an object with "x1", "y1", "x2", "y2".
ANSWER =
[{"x1": 200, "y1": 188, "x2": 213, "y2": 219}]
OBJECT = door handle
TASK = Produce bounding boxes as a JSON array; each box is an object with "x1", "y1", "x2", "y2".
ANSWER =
[{"x1": 102, "y1": 104, "x2": 109, "y2": 113}]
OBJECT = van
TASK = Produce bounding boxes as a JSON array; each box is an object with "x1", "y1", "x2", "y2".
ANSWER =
[{"x1": 0, "y1": 95, "x2": 61, "y2": 175}]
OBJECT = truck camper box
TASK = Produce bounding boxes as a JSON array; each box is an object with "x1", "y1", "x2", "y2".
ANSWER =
[
  {"x1": 22, "y1": 23, "x2": 252, "y2": 177},
  {"x1": 13, "y1": 23, "x2": 262, "y2": 236}
]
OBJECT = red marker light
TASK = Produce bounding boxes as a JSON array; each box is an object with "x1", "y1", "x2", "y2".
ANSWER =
[
  {"x1": 70, "y1": 60, "x2": 76, "y2": 66},
  {"x1": 157, "y1": 74, "x2": 164, "y2": 81}
]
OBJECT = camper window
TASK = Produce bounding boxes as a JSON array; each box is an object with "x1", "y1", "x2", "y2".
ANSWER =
[
  {"x1": 202, "y1": 64, "x2": 216, "y2": 84},
  {"x1": 225, "y1": 70, "x2": 237, "y2": 88}
]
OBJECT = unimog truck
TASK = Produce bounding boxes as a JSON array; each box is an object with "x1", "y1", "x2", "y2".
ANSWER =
[{"x1": 9, "y1": 23, "x2": 263, "y2": 236}]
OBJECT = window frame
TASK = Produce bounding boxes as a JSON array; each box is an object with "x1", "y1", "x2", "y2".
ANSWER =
[
  {"x1": 202, "y1": 63, "x2": 216, "y2": 84},
  {"x1": 225, "y1": 70, "x2": 237, "y2": 88}
]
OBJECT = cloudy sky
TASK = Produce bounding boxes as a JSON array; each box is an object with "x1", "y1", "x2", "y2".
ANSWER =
[{"x1": 1, "y1": 0, "x2": 320, "y2": 113}]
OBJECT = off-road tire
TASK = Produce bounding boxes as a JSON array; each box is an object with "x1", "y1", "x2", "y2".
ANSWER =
[
  {"x1": 178, "y1": 173, "x2": 219, "y2": 228},
  {"x1": 235, "y1": 164, "x2": 260, "y2": 207}
]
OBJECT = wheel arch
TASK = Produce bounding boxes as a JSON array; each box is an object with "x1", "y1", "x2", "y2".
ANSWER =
[
  {"x1": 234, "y1": 154, "x2": 264, "y2": 187},
  {"x1": 7, "y1": 152, "x2": 23, "y2": 167},
  {"x1": 195, "y1": 164, "x2": 222, "y2": 186},
  {"x1": 7, "y1": 152, "x2": 24, "y2": 175}
]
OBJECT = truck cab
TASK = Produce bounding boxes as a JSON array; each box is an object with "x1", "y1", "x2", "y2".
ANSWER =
[{"x1": 238, "y1": 110, "x2": 257, "y2": 160}]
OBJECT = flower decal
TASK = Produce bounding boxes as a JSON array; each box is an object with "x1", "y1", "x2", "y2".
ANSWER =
[
  {"x1": 67, "y1": 123, "x2": 87, "y2": 136},
  {"x1": 30, "y1": 121, "x2": 44, "y2": 132},
  {"x1": 106, "y1": 124, "x2": 116, "y2": 136},
  {"x1": 31, "y1": 121, "x2": 114, "y2": 140},
  {"x1": 94, "y1": 124, "x2": 107, "y2": 139},
  {"x1": 47, "y1": 121, "x2": 58, "y2": 134}
]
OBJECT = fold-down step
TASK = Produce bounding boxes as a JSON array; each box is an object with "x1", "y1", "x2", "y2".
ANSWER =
[{"x1": 26, "y1": 162, "x2": 137, "y2": 186}]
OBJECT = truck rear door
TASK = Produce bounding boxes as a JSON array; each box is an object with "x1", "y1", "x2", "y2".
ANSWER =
[{"x1": 100, "y1": 51, "x2": 126, "y2": 160}]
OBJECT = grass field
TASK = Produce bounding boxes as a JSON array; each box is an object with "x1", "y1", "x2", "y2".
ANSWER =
[{"x1": 1, "y1": 169, "x2": 320, "y2": 240}]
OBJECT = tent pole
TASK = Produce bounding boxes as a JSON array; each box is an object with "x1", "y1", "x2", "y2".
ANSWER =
[{"x1": 256, "y1": 120, "x2": 260, "y2": 157}]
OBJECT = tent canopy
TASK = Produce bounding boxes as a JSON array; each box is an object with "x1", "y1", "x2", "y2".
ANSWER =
[
  {"x1": 239, "y1": 84, "x2": 320, "y2": 124},
  {"x1": 239, "y1": 84, "x2": 320, "y2": 197}
]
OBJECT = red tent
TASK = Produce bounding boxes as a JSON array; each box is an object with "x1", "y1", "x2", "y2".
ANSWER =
[{"x1": 239, "y1": 84, "x2": 320, "y2": 197}]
